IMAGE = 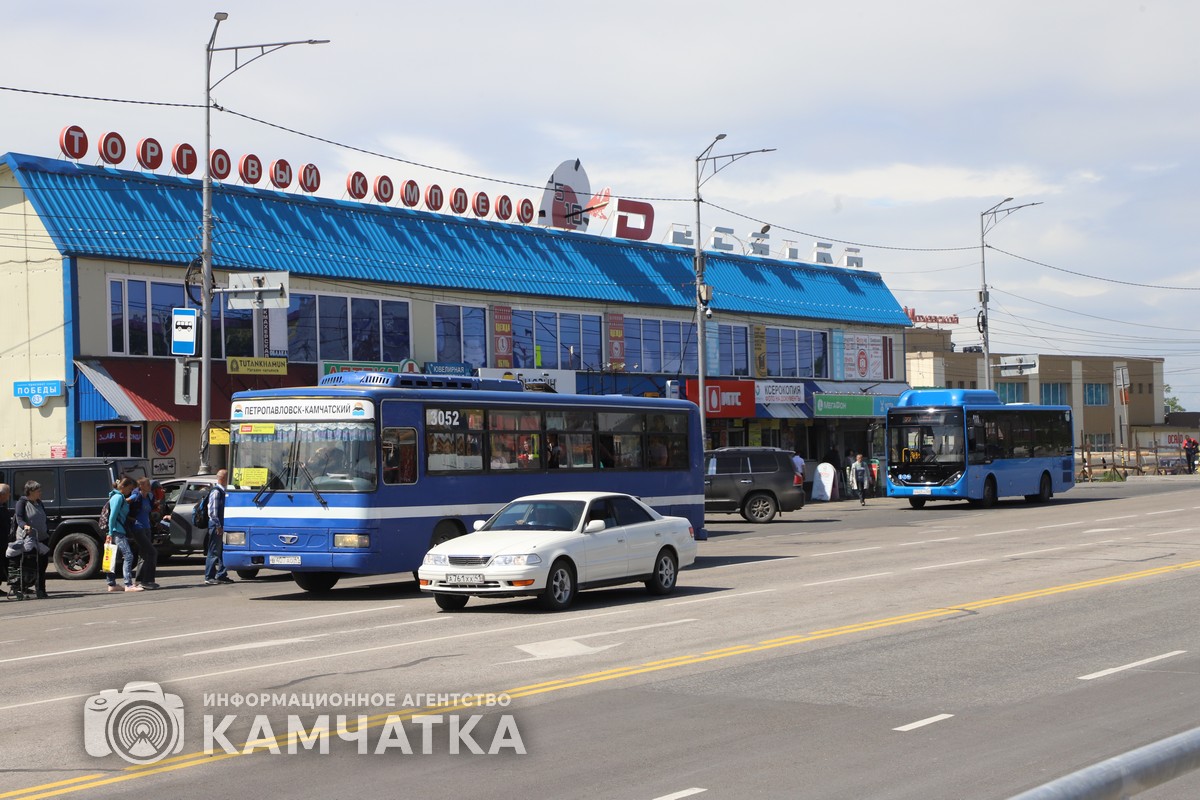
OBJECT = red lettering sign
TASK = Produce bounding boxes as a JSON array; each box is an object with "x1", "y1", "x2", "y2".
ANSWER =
[
  {"x1": 210, "y1": 149, "x2": 231, "y2": 180},
  {"x1": 239, "y1": 154, "x2": 263, "y2": 184},
  {"x1": 172, "y1": 143, "x2": 197, "y2": 175},
  {"x1": 425, "y1": 184, "x2": 444, "y2": 211},
  {"x1": 471, "y1": 191, "x2": 490, "y2": 218},
  {"x1": 347, "y1": 171, "x2": 368, "y2": 200},
  {"x1": 299, "y1": 163, "x2": 321, "y2": 193},
  {"x1": 517, "y1": 199, "x2": 535, "y2": 224},
  {"x1": 449, "y1": 187, "x2": 469, "y2": 214},
  {"x1": 374, "y1": 175, "x2": 394, "y2": 203},
  {"x1": 683, "y1": 380, "x2": 755, "y2": 418},
  {"x1": 614, "y1": 198, "x2": 654, "y2": 241},
  {"x1": 401, "y1": 179, "x2": 420, "y2": 207},
  {"x1": 59, "y1": 125, "x2": 88, "y2": 160},
  {"x1": 270, "y1": 159, "x2": 293, "y2": 189},
  {"x1": 136, "y1": 138, "x2": 163, "y2": 170},
  {"x1": 99, "y1": 131, "x2": 126, "y2": 165},
  {"x1": 495, "y1": 195, "x2": 513, "y2": 221}
]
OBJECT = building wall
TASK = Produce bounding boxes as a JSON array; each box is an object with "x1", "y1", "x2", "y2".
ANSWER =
[{"x1": 0, "y1": 175, "x2": 68, "y2": 459}]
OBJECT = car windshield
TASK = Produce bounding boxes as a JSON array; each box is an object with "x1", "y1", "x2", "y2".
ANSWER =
[{"x1": 485, "y1": 500, "x2": 585, "y2": 532}]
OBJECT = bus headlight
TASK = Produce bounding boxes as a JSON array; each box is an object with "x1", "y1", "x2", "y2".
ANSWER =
[
  {"x1": 491, "y1": 554, "x2": 541, "y2": 567},
  {"x1": 941, "y1": 472, "x2": 963, "y2": 485},
  {"x1": 223, "y1": 531, "x2": 246, "y2": 546},
  {"x1": 423, "y1": 553, "x2": 448, "y2": 566},
  {"x1": 333, "y1": 533, "x2": 371, "y2": 548}
]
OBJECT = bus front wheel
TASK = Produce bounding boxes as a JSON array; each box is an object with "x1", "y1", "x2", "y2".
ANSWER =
[
  {"x1": 293, "y1": 571, "x2": 339, "y2": 593},
  {"x1": 908, "y1": 497, "x2": 927, "y2": 510}
]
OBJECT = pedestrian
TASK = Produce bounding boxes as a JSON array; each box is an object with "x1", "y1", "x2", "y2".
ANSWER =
[
  {"x1": 128, "y1": 477, "x2": 160, "y2": 590},
  {"x1": 204, "y1": 469, "x2": 234, "y2": 585},
  {"x1": 791, "y1": 448, "x2": 806, "y2": 488},
  {"x1": 8, "y1": 480, "x2": 51, "y2": 599},
  {"x1": 2, "y1": 483, "x2": 17, "y2": 599},
  {"x1": 849, "y1": 453, "x2": 873, "y2": 506},
  {"x1": 105, "y1": 477, "x2": 142, "y2": 593},
  {"x1": 1184, "y1": 436, "x2": 1199, "y2": 475}
]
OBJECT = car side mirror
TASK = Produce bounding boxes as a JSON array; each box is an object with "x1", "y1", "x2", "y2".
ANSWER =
[
  {"x1": 473, "y1": 519, "x2": 487, "y2": 531},
  {"x1": 584, "y1": 519, "x2": 606, "y2": 534}
]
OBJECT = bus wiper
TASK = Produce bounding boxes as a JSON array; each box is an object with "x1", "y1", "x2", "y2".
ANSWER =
[
  {"x1": 297, "y1": 461, "x2": 328, "y2": 508},
  {"x1": 252, "y1": 468, "x2": 279, "y2": 507}
]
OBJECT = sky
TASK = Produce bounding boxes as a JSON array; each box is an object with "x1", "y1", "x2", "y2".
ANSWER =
[{"x1": 3, "y1": 1, "x2": 1199, "y2": 410}]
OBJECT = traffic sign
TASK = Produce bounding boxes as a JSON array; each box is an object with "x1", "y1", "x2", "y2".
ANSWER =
[{"x1": 171, "y1": 308, "x2": 198, "y2": 356}]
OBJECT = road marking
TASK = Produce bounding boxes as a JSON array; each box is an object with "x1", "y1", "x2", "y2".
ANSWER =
[
  {"x1": 1096, "y1": 515, "x2": 1137, "y2": 522},
  {"x1": 1082, "y1": 528, "x2": 1124, "y2": 534},
  {"x1": 652, "y1": 790, "x2": 707, "y2": 800},
  {"x1": 893, "y1": 713, "x2": 954, "y2": 732},
  {"x1": 1148, "y1": 528, "x2": 1193, "y2": 537},
  {"x1": 912, "y1": 559, "x2": 989, "y2": 571},
  {"x1": 1078, "y1": 651, "x2": 1187, "y2": 680},
  {"x1": 899, "y1": 537, "x2": 960, "y2": 546},
  {"x1": 508, "y1": 619, "x2": 697, "y2": 662},
  {"x1": 810, "y1": 547, "x2": 883, "y2": 557},
  {"x1": 804, "y1": 572, "x2": 892, "y2": 586},
  {"x1": 667, "y1": 589, "x2": 776, "y2": 606},
  {"x1": 11, "y1": 560, "x2": 1200, "y2": 799},
  {"x1": 974, "y1": 528, "x2": 1027, "y2": 537},
  {"x1": 1147, "y1": 509, "x2": 1185, "y2": 516},
  {"x1": 1005, "y1": 547, "x2": 1066, "y2": 558},
  {"x1": 1037, "y1": 521, "x2": 1085, "y2": 530},
  {"x1": 183, "y1": 636, "x2": 329, "y2": 656}
]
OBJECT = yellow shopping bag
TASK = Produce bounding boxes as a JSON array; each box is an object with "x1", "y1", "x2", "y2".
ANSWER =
[{"x1": 101, "y1": 541, "x2": 118, "y2": 573}]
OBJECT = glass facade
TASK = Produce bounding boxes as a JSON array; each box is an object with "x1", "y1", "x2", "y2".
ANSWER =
[
  {"x1": 1040, "y1": 383, "x2": 1069, "y2": 405},
  {"x1": 1084, "y1": 383, "x2": 1110, "y2": 406}
]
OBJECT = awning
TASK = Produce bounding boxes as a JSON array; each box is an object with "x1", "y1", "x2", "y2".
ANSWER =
[{"x1": 75, "y1": 359, "x2": 178, "y2": 422}]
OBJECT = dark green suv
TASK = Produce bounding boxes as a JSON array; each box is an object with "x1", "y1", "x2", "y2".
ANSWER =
[
  {"x1": 704, "y1": 447, "x2": 806, "y2": 523},
  {"x1": 0, "y1": 458, "x2": 150, "y2": 580}
]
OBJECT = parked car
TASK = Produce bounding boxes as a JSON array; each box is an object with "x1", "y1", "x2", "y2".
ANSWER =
[
  {"x1": 418, "y1": 491, "x2": 697, "y2": 611},
  {"x1": 0, "y1": 457, "x2": 149, "y2": 580},
  {"x1": 704, "y1": 447, "x2": 806, "y2": 523}
]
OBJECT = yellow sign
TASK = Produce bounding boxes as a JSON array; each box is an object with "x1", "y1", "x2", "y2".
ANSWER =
[
  {"x1": 238, "y1": 423, "x2": 276, "y2": 435},
  {"x1": 227, "y1": 357, "x2": 288, "y2": 375},
  {"x1": 208, "y1": 426, "x2": 230, "y2": 446},
  {"x1": 233, "y1": 467, "x2": 268, "y2": 487}
]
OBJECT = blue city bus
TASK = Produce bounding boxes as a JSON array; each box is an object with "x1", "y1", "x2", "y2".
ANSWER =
[
  {"x1": 885, "y1": 388, "x2": 1074, "y2": 509},
  {"x1": 220, "y1": 372, "x2": 705, "y2": 592}
]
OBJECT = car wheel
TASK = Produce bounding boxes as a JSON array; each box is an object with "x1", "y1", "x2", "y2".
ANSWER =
[
  {"x1": 538, "y1": 559, "x2": 576, "y2": 611},
  {"x1": 981, "y1": 477, "x2": 998, "y2": 508},
  {"x1": 908, "y1": 497, "x2": 927, "y2": 510},
  {"x1": 645, "y1": 549, "x2": 678, "y2": 596},
  {"x1": 741, "y1": 493, "x2": 778, "y2": 523},
  {"x1": 52, "y1": 532, "x2": 100, "y2": 580},
  {"x1": 434, "y1": 593, "x2": 469, "y2": 611},
  {"x1": 236, "y1": 568, "x2": 260, "y2": 580},
  {"x1": 293, "y1": 571, "x2": 339, "y2": 593}
]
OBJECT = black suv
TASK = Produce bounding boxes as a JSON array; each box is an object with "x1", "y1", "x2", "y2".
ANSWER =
[
  {"x1": 704, "y1": 447, "x2": 806, "y2": 523},
  {"x1": 0, "y1": 457, "x2": 150, "y2": 580}
]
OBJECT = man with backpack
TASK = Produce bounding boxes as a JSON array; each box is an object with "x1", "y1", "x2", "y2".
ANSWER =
[
  {"x1": 127, "y1": 477, "x2": 159, "y2": 590},
  {"x1": 203, "y1": 470, "x2": 233, "y2": 585}
]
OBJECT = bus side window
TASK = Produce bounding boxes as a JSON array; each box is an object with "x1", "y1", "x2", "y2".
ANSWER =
[{"x1": 382, "y1": 427, "x2": 417, "y2": 485}]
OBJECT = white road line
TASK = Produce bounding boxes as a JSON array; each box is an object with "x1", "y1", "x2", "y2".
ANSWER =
[
  {"x1": 1005, "y1": 547, "x2": 1067, "y2": 557},
  {"x1": 652, "y1": 789, "x2": 707, "y2": 800},
  {"x1": 1096, "y1": 515, "x2": 1137, "y2": 522},
  {"x1": 900, "y1": 537, "x2": 960, "y2": 546},
  {"x1": 809, "y1": 547, "x2": 883, "y2": 557},
  {"x1": 1147, "y1": 509, "x2": 1185, "y2": 516},
  {"x1": 893, "y1": 713, "x2": 954, "y2": 732},
  {"x1": 1078, "y1": 651, "x2": 1187, "y2": 681},
  {"x1": 912, "y1": 559, "x2": 988, "y2": 571},
  {"x1": 667, "y1": 589, "x2": 776, "y2": 606},
  {"x1": 1149, "y1": 529, "x2": 1193, "y2": 537},
  {"x1": 1082, "y1": 528, "x2": 1125, "y2": 534},
  {"x1": 1037, "y1": 521, "x2": 1085, "y2": 530},
  {"x1": 804, "y1": 572, "x2": 892, "y2": 586},
  {"x1": 974, "y1": 528, "x2": 1027, "y2": 537}
]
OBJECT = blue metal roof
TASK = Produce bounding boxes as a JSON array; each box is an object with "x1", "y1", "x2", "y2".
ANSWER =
[{"x1": 4, "y1": 152, "x2": 910, "y2": 326}]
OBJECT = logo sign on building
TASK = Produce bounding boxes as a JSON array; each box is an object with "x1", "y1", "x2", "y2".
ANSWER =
[
  {"x1": 683, "y1": 380, "x2": 755, "y2": 418},
  {"x1": 478, "y1": 368, "x2": 577, "y2": 393},
  {"x1": 538, "y1": 159, "x2": 591, "y2": 231},
  {"x1": 425, "y1": 362, "x2": 473, "y2": 376},
  {"x1": 606, "y1": 313, "x2": 625, "y2": 370},
  {"x1": 755, "y1": 381, "x2": 807, "y2": 405},
  {"x1": 227, "y1": 357, "x2": 288, "y2": 376},
  {"x1": 13, "y1": 380, "x2": 64, "y2": 408},
  {"x1": 171, "y1": 308, "x2": 198, "y2": 357},
  {"x1": 812, "y1": 393, "x2": 890, "y2": 417},
  {"x1": 320, "y1": 360, "x2": 402, "y2": 376}
]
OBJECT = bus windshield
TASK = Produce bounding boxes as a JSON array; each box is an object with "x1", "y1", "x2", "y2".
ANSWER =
[
  {"x1": 230, "y1": 420, "x2": 378, "y2": 492},
  {"x1": 887, "y1": 409, "x2": 965, "y2": 466}
]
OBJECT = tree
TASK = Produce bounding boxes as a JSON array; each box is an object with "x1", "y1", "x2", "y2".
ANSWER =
[{"x1": 1164, "y1": 384, "x2": 1185, "y2": 413}]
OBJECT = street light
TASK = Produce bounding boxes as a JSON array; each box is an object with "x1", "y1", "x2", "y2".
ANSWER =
[
  {"x1": 199, "y1": 12, "x2": 329, "y2": 473},
  {"x1": 693, "y1": 135, "x2": 775, "y2": 448},
  {"x1": 978, "y1": 197, "x2": 1041, "y2": 391}
]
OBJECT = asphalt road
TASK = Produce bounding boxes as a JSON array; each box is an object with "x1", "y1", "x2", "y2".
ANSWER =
[{"x1": 4, "y1": 477, "x2": 1200, "y2": 799}]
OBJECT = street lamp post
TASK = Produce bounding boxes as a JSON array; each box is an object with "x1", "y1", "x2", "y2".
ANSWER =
[
  {"x1": 979, "y1": 197, "x2": 1041, "y2": 391},
  {"x1": 693, "y1": 135, "x2": 775, "y2": 449},
  {"x1": 199, "y1": 12, "x2": 328, "y2": 473}
]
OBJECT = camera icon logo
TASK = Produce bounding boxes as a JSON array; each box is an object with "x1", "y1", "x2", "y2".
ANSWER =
[{"x1": 83, "y1": 681, "x2": 185, "y2": 764}]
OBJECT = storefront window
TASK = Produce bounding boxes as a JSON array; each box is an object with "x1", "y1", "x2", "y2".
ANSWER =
[
  {"x1": 318, "y1": 295, "x2": 348, "y2": 360},
  {"x1": 559, "y1": 313, "x2": 581, "y2": 369},
  {"x1": 288, "y1": 294, "x2": 318, "y2": 362},
  {"x1": 128, "y1": 280, "x2": 148, "y2": 356},
  {"x1": 512, "y1": 310, "x2": 534, "y2": 368},
  {"x1": 223, "y1": 291, "x2": 253, "y2": 358},
  {"x1": 535, "y1": 310, "x2": 558, "y2": 369},
  {"x1": 110, "y1": 281, "x2": 124, "y2": 353},
  {"x1": 351, "y1": 298, "x2": 381, "y2": 361},
  {"x1": 382, "y1": 300, "x2": 411, "y2": 362},
  {"x1": 96, "y1": 424, "x2": 143, "y2": 458}
]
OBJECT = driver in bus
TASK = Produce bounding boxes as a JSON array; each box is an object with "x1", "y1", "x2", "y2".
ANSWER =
[{"x1": 310, "y1": 446, "x2": 347, "y2": 476}]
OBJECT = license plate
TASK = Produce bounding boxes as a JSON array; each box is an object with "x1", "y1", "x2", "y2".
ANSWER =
[
  {"x1": 269, "y1": 555, "x2": 302, "y2": 565},
  {"x1": 913, "y1": 488, "x2": 932, "y2": 495},
  {"x1": 446, "y1": 573, "x2": 485, "y2": 583}
]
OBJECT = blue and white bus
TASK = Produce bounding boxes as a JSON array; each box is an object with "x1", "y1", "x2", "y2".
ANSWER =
[
  {"x1": 220, "y1": 372, "x2": 705, "y2": 592},
  {"x1": 885, "y1": 388, "x2": 1074, "y2": 509}
]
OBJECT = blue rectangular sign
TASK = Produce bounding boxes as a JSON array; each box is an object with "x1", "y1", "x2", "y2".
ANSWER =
[
  {"x1": 13, "y1": 380, "x2": 64, "y2": 408},
  {"x1": 171, "y1": 308, "x2": 199, "y2": 356}
]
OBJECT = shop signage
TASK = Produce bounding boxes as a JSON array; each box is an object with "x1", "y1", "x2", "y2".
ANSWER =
[
  {"x1": 813, "y1": 393, "x2": 900, "y2": 417},
  {"x1": 683, "y1": 379, "x2": 755, "y2": 418},
  {"x1": 904, "y1": 307, "x2": 960, "y2": 325},
  {"x1": 320, "y1": 360, "x2": 401, "y2": 376},
  {"x1": 478, "y1": 368, "x2": 577, "y2": 393},
  {"x1": 13, "y1": 380, "x2": 64, "y2": 408},
  {"x1": 227, "y1": 357, "x2": 288, "y2": 375},
  {"x1": 425, "y1": 362, "x2": 473, "y2": 376},
  {"x1": 755, "y1": 381, "x2": 807, "y2": 405}
]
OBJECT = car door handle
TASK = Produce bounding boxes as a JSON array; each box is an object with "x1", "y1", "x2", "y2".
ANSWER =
[
  {"x1": 655, "y1": 532, "x2": 662, "y2": 537},
  {"x1": 738, "y1": 479, "x2": 753, "y2": 484},
  {"x1": 616, "y1": 538, "x2": 625, "y2": 543}
]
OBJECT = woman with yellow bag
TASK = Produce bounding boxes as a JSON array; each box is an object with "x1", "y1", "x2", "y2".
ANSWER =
[{"x1": 103, "y1": 477, "x2": 140, "y2": 593}]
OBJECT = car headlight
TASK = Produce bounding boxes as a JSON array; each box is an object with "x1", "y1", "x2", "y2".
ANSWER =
[
  {"x1": 490, "y1": 554, "x2": 542, "y2": 567},
  {"x1": 223, "y1": 531, "x2": 245, "y2": 546},
  {"x1": 333, "y1": 533, "x2": 371, "y2": 548},
  {"x1": 423, "y1": 553, "x2": 448, "y2": 566}
]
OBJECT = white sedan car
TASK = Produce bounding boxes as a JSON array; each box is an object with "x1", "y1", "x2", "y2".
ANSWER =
[{"x1": 418, "y1": 491, "x2": 697, "y2": 611}]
